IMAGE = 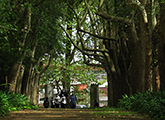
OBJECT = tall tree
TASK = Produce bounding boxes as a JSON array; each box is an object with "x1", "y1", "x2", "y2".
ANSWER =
[
  {"x1": 0, "y1": 0, "x2": 65, "y2": 105},
  {"x1": 60, "y1": 0, "x2": 160, "y2": 106},
  {"x1": 159, "y1": 0, "x2": 165, "y2": 91},
  {"x1": 20, "y1": 0, "x2": 65, "y2": 105}
]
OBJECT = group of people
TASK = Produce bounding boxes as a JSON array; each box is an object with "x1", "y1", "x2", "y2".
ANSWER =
[{"x1": 43, "y1": 90, "x2": 77, "y2": 109}]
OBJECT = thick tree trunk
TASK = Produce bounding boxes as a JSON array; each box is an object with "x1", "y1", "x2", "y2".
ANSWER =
[
  {"x1": 8, "y1": 62, "x2": 21, "y2": 92},
  {"x1": 151, "y1": 22, "x2": 159, "y2": 91},
  {"x1": 21, "y1": 64, "x2": 33, "y2": 96},
  {"x1": 107, "y1": 68, "x2": 126, "y2": 106},
  {"x1": 22, "y1": 40, "x2": 37, "y2": 97},
  {"x1": 138, "y1": 11, "x2": 151, "y2": 92},
  {"x1": 15, "y1": 65, "x2": 25, "y2": 94},
  {"x1": 126, "y1": 23, "x2": 141, "y2": 94},
  {"x1": 27, "y1": 67, "x2": 35, "y2": 100},
  {"x1": 8, "y1": 4, "x2": 31, "y2": 93},
  {"x1": 8, "y1": 51, "x2": 26, "y2": 93},
  {"x1": 147, "y1": 1, "x2": 157, "y2": 91},
  {"x1": 159, "y1": 2, "x2": 165, "y2": 91},
  {"x1": 126, "y1": 0, "x2": 153, "y2": 93},
  {"x1": 118, "y1": 29, "x2": 132, "y2": 96},
  {"x1": 106, "y1": 63, "x2": 122, "y2": 107},
  {"x1": 152, "y1": 66, "x2": 160, "y2": 91},
  {"x1": 30, "y1": 72, "x2": 40, "y2": 105},
  {"x1": 112, "y1": 73, "x2": 122, "y2": 106},
  {"x1": 107, "y1": 70, "x2": 114, "y2": 107}
]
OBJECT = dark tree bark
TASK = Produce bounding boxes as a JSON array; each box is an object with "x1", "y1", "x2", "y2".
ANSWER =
[
  {"x1": 30, "y1": 72, "x2": 40, "y2": 105},
  {"x1": 158, "y1": 1, "x2": 165, "y2": 91},
  {"x1": 15, "y1": 65, "x2": 25, "y2": 94},
  {"x1": 8, "y1": 4, "x2": 31, "y2": 93},
  {"x1": 8, "y1": 62, "x2": 21, "y2": 92}
]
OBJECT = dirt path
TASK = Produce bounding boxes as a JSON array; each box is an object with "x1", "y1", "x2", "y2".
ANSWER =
[{"x1": 0, "y1": 108, "x2": 151, "y2": 120}]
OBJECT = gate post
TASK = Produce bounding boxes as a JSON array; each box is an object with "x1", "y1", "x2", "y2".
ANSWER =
[{"x1": 45, "y1": 83, "x2": 53, "y2": 107}]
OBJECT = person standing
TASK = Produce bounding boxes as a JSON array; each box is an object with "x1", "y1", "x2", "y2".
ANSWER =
[
  {"x1": 60, "y1": 89, "x2": 68, "y2": 99},
  {"x1": 43, "y1": 97, "x2": 49, "y2": 108},
  {"x1": 69, "y1": 91, "x2": 77, "y2": 108},
  {"x1": 54, "y1": 94, "x2": 61, "y2": 108},
  {"x1": 50, "y1": 97, "x2": 55, "y2": 108},
  {"x1": 60, "y1": 89, "x2": 68, "y2": 108},
  {"x1": 61, "y1": 94, "x2": 67, "y2": 108}
]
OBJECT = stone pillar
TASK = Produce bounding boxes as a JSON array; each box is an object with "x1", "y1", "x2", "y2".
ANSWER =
[
  {"x1": 45, "y1": 83, "x2": 53, "y2": 107},
  {"x1": 90, "y1": 84, "x2": 99, "y2": 108}
]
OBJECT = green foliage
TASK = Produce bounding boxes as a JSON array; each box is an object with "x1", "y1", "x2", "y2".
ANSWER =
[
  {"x1": 160, "y1": 0, "x2": 165, "y2": 4},
  {"x1": 98, "y1": 79, "x2": 107, "y2": 85},
  {"x1": 0, "y1": 83, "x2": 9, "y2": 90},
  {"x1": 0, "y1": 0, "x2": 66, "y2": 87},
  {"x1": 117, "y1": 91, "x2": 165, "y2": 119},
  {"x1": 0, "y1": 90, "x2": 38, "y2": 117}
]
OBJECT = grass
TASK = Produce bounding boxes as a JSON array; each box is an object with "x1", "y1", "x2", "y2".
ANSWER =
[
  {"x1": 93, "y1": 110, "x2": 137, "y2": 116},
  {"x1": 81, "y1": 107, "x2": 151, "y2": 119}
]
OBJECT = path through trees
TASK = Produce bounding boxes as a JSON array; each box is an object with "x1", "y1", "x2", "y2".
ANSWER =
[{"x1": 0, "y1": 108, "x2": 151, "y2": 120}]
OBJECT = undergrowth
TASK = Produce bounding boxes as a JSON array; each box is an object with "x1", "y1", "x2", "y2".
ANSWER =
[
  {"x1": 117, "y1": 90, "x2": 165, "y2": 119},
  {"x1": 0, "y1": 90, "x2": 38, "y2": 117}
]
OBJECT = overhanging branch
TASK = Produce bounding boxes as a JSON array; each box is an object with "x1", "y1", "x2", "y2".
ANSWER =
[
  {"x1": 59, "y1": 23, "x2": 107, "y2": 57},
  {"x1": 127, "y1": 0, "x2": 148, "y2": 23},
  {"x1": 78, "y1": 28, "x2": 117, "y2": 41},
  {"x1": 96, "y1": 0, "x2": 133, "y2": 25},
  {"x1": 83, "y1": 54, "x2": 103, "y2": 68}
]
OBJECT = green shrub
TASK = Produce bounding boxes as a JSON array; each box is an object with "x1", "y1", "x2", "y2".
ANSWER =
[
  {"x1": 117, "y1": 90, "x2": 165, "y2": 119},
  {"x1": 0, "y1": 90, "x2": 38, "y2": 116}
]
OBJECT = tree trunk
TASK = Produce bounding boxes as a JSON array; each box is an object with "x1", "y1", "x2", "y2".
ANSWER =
[
  {"x1": 27, "y1": 67, "x2": 35, "y2": 100},
  {"x1": 8, "y1": 62, "x2": 21, "y2": 92},
  {"x1": 107, "y1": 70, "x2": 114, "y2": 107},
  {"x1": 30, "y1": 72, "x2": 40, "y2": 105},
  {"x1": 147, "y1": 1, "x2": 157, "y2": 91},
  {"x1": 152, "y1": 66, "x2": 160, "y2": 91},
  {"x1": 112, "y1": 73, "x2": 122, "y2": 106},
  {"x1": 118, "y1": 29, "x2": 132, "y2": 96},
  {"x1": 15, "y1": 65, "x2": 25, "y2": 94},
  {"x1": 8, "y1": 4, "x2": 31, "y2": 93},
  {"x1": 151, "y1": 21, "x2": 159, "y2": 92},
  {"x1": 138, "y1": 11, "x2": 151, "y2": 92},
  {"x1": 106, "y1": 66, "x2": 124, "y2": 107},
  {"x1": 159, "y1": 2, "x2": 165, "y2": 91},
  {"x1": 21, "y1": 64, "x2": 33, "y2": 96},
  {"x1": 126, "y1": 23, "x2": 141, "y2": 94}
]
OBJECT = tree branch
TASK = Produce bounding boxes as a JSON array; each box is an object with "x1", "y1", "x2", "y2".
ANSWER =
[
  {"x1": 83, "y1": 54, "x2": 103, "y2": 68},
  {"x1": 127, "y1": 0, "x2": 148, "y2": 23},
  {"x1": 96, "y1": 0, "x2": 132, "y2": 25},
  {"x1": 59, "y1": 23, "x2": 106, "y2": 57},
  {"x1": 77, "y1": 28, "x2": 117, "y2": 41}
]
